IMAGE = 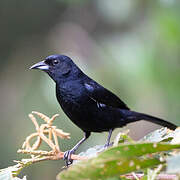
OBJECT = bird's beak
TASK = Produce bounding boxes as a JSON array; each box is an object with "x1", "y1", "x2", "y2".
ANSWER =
[{"x1": 29, "y1": 61, "x2": 49, "y2": 70}]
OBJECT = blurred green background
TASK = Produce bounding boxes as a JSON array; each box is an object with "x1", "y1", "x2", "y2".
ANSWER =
[{"x1": 0, "y1": 0, "x2": 179, "y2": 179}]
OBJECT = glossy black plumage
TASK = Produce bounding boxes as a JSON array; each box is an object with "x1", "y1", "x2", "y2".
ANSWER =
[{"x1": 30, "y1": 54, "x2": 177, "y2": 166}]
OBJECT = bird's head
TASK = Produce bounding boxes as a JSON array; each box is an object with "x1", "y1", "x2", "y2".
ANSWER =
[{"x1": 30, "y1": 54, "x2": 81, "y2": 82}]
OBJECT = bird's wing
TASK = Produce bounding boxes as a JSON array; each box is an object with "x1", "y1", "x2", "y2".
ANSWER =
[{"x1": 84, "y1": 80, "x2": 130, "y2": 110}]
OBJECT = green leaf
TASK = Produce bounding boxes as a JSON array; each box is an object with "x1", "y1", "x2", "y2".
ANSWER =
[
  {"x1": 57, "y1": 142, "x2": 180, "y2": 180},
  {"x1": 113, "y1": 130, "x2": 134, "y2": 146},
  {"x1": 167, "y1": 154, "x2": 180, "y2": 174},
  {"x1": 58, "y1": 157, "x2": 161, "y2": 180},
  {"x1": 98, "y1": 143, "x2": 180, "y2": 159},
  {"x1": 0, "y1": 169, "x2": 12, "y2": 180},
  {"x1": 0, "y1": 167, "x2": 27, "y2": 180},
  {"x1": 140, "y1": 128, "x2": 173, "y2": 143}
]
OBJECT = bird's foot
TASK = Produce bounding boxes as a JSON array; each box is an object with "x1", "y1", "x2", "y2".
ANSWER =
[
  {"x1": 104, "y1": 142, "x2": 113, "y2": 149},
  {"x1": 63, "y1": 149, "x2": 75, "y2": 167}
]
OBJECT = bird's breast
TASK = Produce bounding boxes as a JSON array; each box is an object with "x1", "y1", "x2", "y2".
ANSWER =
[
  {"x1": 56, "y1": 83, "x2": 89, "y2": 115},
  {"x1": 55, "y1": 83, "x2": 122, "y2": 132}
]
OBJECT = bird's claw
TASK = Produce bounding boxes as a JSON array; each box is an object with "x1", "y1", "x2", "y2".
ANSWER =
[
  {"x1": 63, "y1": 149, "x2": 75, "y2": 167},
  {"x1": 104, "y1": 142, "x2": 113, "y2": 149}
]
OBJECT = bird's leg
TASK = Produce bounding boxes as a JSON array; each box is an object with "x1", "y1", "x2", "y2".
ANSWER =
[
  {"x1": 63, "y1": 132, "x2": 91, "y2": 166},
  {"x1": 104, "y1": 129, "x2": 113, "y2": 148}
]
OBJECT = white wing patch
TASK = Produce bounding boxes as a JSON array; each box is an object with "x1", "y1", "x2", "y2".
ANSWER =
[
  {"x1": 97, "y1": 102, "x2": 106, "y2": 108},
  {"x1": 85, "y1": 82, "x2": 106, "y2": 108},
  {"x1": 84, "y1": 83, "x2": 94, "y2": 92},
  {"x1": 89, "y1": 96, "x2": 106, "y2": 108}
]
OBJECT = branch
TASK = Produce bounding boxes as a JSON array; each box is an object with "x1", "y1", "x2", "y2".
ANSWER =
[{"x1": 13, "y1": 111, "x2": 87, "y2": 176}]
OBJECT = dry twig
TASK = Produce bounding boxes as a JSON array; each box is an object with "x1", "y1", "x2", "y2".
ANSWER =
[{"x1": 15, "y1": 111, "x2": 87, "y2": 176}]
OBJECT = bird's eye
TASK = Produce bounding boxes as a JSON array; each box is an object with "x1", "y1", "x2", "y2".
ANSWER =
[{"x1": 53, "y1": 60, "x2": 59, "y2": 65}]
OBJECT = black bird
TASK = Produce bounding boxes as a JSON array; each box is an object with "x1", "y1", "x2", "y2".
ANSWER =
[{"x1": 30, "y1": 54, "x2": 177, "y2": 166}]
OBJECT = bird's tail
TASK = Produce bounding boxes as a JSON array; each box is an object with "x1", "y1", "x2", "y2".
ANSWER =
[{"x1": 121, "y1": 110, "x2": 177, "y2": 130}]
